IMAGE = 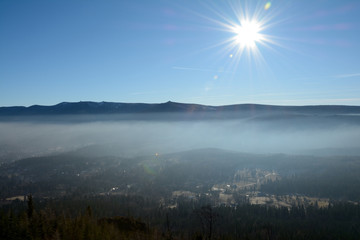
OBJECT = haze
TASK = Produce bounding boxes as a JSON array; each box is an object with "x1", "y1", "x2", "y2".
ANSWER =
[{"x1": 1, "y1": 113, "x2": 360, "y2": 162}]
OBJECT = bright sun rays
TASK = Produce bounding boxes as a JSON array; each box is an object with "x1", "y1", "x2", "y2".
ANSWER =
[
  {"x1": 223, "y1": 2, "x2": 276, "y2": 66},
  {"x1": 232, "y1": 19, "x2": 263, "y2": 50},
  {"x1": 195, "y1": 1, "x2": 278, "y2": 69}
]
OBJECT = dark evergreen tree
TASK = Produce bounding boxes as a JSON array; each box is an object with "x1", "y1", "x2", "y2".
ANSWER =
[{"x1": 27, "y1": 194, "x2": 34, "y2": 219}]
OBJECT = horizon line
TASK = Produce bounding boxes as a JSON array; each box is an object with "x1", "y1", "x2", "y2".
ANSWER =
[{"x1": 1, "y1": 100, "x2": 360, "y2": 108}]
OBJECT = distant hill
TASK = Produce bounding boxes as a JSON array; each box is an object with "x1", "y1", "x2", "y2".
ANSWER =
[{"x1": 1, "y1": 101, "x2": 360, "y2": 116}]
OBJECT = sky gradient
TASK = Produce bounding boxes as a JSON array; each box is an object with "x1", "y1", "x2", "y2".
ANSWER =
[{"x1": 1, "y1": 0, "x2": 360, "y2": 107}]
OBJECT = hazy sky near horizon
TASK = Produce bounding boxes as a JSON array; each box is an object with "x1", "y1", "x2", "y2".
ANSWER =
[{"x1": 1, "y1": 0, "x2": 360, "y2": 107}]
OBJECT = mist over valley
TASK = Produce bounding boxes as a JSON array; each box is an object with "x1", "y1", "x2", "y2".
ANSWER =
[{"x1": 1, "y1": 102, "x2": 360, "y2": 162}]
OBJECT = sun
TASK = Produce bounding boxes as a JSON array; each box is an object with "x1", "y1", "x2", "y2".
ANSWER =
[
  {"x1": 233, "y1": 20, "x2": 263, "y2": 49},
  {"x1": 187, "y1": 1, "x2": 278, "y2": 65}
]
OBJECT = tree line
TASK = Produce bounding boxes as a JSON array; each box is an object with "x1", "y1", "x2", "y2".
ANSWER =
[{"x1": 1, "y1": 194, "x2": 360, "y2": 239}]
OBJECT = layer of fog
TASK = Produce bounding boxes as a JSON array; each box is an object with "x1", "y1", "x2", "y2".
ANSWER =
[{"x1": 1, "y1": 113, "x2": 360, "y2": 162}]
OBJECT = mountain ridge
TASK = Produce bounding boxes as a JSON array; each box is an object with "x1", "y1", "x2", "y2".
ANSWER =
[{"x1": 1, "y1": 101, "x2": 360, "y2": 115}]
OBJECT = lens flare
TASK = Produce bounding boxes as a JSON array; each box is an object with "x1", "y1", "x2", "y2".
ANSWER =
[{"x1": 264, "y1": 2, "x2": 271, "y2": 11}]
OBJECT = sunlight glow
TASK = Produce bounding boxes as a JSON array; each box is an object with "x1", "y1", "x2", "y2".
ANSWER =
[
  {"x1": 190, "y1": 1, "x2": 279, "y2": 74},
  {"x1": 233, "y1": 20, "x2": 263, "y2": 49}
]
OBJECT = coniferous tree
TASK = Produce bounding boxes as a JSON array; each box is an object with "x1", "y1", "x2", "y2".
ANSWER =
[{"x1": 27, "y1": 194, "x2": 34, "y2": 219}]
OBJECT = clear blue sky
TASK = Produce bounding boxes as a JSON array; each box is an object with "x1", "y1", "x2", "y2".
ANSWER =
[{"x1": 1, "y1": 0, "x2": 360, "y2": 106}]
